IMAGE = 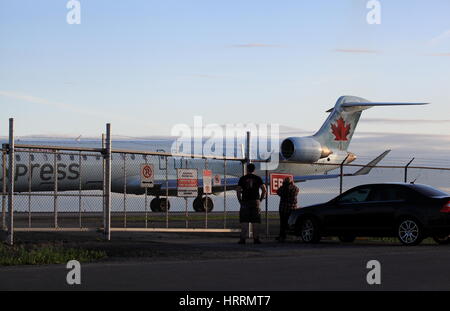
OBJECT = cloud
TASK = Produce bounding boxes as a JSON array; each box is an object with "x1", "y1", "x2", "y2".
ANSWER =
[
  {"x1": 0, "y1": 90, "x2": 99, "y2": 116},
  {"x1": 430, "y1": 29, "x2": 450, "y2": 45},
  {"x1": 350, "y1": 132, "x2": 450, "y2": 159},
  {"x1": 361, "y1": 118, "x2": 450, "y2": 124},
  {"x1": 0, "y1": 90, "x2": 133, "y2": 123},
  {"x1": 188, "y1": 74, "x2": 225, "y2": 79},
  {"x1": 229, "y1": 43, "x2": 280, "y2": 48},
  {"x1": 428, "y1": 53, "x2": 450, "y2": 57},
  {"x1": 334, "y1": 49, "x2": 380, "y2": 54},
  {"x1": 0, "y1": 90, "x2": 79, "y2": 111}
]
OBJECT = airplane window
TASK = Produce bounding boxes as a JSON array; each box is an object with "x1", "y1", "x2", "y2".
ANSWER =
[
  {"x1": 30, "y1": 154, "x2": 35, "y2": 161},
  {"x1": 339, "y1": 188, "x2": 371, "y2": 203},
  {"x1": 82, "y1": 155, "x2": 87, "y2": 161},
  {"x1": 15, "y1": 155, "x2": 20, "y2": 162},
  {"x1": 57, "y1": 154, "x2": 62, "y2": 161},
  {"x1": 70, "y1": 155, "x2": 75, "y2": 161}
]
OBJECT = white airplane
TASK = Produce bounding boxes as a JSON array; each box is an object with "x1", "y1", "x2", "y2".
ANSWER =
[{"x1": 1, "y1": 96, "x2": 427, "y2": 212}]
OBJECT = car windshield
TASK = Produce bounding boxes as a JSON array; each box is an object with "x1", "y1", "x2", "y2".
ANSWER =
[{"x1": 412, "y1": 184, "x2": 449, "y2": 197}]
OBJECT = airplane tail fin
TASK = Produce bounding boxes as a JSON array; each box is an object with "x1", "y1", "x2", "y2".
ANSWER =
[{"x1": 312, "y1": 96, "x2": 428, "y2": 151}]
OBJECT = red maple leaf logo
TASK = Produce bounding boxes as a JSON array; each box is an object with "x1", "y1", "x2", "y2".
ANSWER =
[{"x1": 331, "y1": 117, "x2": 351, "y2": 141}]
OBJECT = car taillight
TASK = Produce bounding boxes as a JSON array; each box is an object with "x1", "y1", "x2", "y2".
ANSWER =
[{"x1": 440, "y1": 201, "x2": 450, "y2": 213}]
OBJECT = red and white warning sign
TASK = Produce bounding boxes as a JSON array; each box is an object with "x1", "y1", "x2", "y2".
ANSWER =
[
  {"x1": 203, "y1": 169, "x2": 213, "y2": 194},
  {"x1": 213, "y1": 174, "x2": 221, "y2": 186},
  {"x1": 177, "y1": 169, "x2": 198, "y2": 197},
  {"x1": 270, "y1": 173, "x2": 294, "y2": 195},
  {"x1": 140, "y1": 164, "x2": 154, "y2": 188}
]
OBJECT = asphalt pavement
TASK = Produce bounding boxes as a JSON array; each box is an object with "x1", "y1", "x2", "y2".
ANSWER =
[{"x1": 1, "y1": 237, "x2": 450, "y2": 290}]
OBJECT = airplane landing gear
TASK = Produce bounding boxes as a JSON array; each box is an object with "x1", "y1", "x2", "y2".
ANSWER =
[
  {"x1": 150, "y1": 197, "x2": 170, "y2": 212},
  {"x1": 193, "y1": 196, "x2": 214, "y2": 212}
]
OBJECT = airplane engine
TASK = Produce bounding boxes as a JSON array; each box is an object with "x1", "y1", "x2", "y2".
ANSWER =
[{"x1": 280, "y1": 137, "x2": 332, "y2": 163}]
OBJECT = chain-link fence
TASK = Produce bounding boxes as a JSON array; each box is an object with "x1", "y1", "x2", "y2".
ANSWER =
[
  {"x1": 0, "y1": 128, "x2": 253, "y2": 244},
  {"x1": 3, "y1": 145, "x2": 450, "y2": 243},
  {"x1": 2, "y1": 121, "x2": 450, "y2": 245}
]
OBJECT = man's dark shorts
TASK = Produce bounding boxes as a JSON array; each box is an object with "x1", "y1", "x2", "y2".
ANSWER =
[{"x1": 239, "y1": 200, "x2": 261, "y2": 223}]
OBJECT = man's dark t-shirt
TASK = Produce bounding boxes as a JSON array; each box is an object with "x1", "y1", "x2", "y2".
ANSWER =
[{"x1": 238, "y1": 173, "x2": 263, "y2": 201}]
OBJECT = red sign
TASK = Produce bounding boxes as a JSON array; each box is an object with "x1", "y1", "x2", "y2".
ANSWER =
[
  {"x1": 177, "y1": 169, "x2": 198, "y2": 197},
  {"x1": 203, "y1": 169, "x2": 212, "y2": 194},
  {"x1": 142, "y1": 165, "x2": 153, "y2": 179},
  {"x1": 140, "y1": 164, "x2": 154, "y2": 188},
  {"x1": 270, "y1": 173, "x2": 294, "y2": 195}
]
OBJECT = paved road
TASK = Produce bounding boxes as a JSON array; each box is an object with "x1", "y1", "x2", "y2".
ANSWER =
[{"x1": 2, "y1": 240, "x2": 450, "y2": 290}]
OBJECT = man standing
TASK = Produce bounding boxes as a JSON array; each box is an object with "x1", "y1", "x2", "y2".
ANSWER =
[
  {"x1": 236, "y1": 163, "x2": 267, "y2": 244},
  {"x1": 276, "y1": 176, "x2": 299, "y2": 242}
]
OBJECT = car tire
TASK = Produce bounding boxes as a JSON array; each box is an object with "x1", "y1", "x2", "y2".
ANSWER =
[
  {"x1": 299, "y1": 217, "x2": 321, "y2": 243},
  {"x1": 338, "y1": 236, "x2": 356, "y2": 243},
  {"x1": 433, "y1": 235, "x2": 450, "y2": 245},
  {"x1": 397, "y1": 217, "x2": 424, "y2": 246}
]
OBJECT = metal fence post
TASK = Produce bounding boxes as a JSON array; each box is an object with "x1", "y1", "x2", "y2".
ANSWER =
[
  {"x1": 223, "y1": 159, "x2": 227, "y2": 229},
  {"x1": 204, "y1": 159, "x2": 208, "y2": 229},
  {"x1": 2, "y1": 148, "x2": 6, "y2": 231},
  {"x1": 102, "y1": 133, "x2": 106, "y2": 230},
  {"x1": 104, "y1": 123, "x2": 112, "y2": 240},
  {"x1": 28, "y1": 153, "x2": 32, "y2": 228},
  {"x1": 245, "y1": 131, "x2": 251, "y2": 164},
  {"x1": 165, "y1": 156, "x2": 169, "y2": 228},
  {"x1": 78, "y1": 151, "x2": 82, "y2": 228},
  {"x1": 144, "y1": 155, "x2": 148, "y2": 228},
  {"x1": 404, "y1": 158, "x2": 415, "y2": 183},
  {"x1": 7, "y1": 118, "x2": 15, "y2": 245},
  {"x1": 53, "y1": 151, "x2": 58, "y2": 228},
  {"x1": 339, "y1": 155, "x2": 349, "y2": 194},
  {"x1": 265, "y1": 166, "x2": 269, "y2": 237},
  {"x1": 123, "y1": 153, "x2": 127, "y2": 228}
]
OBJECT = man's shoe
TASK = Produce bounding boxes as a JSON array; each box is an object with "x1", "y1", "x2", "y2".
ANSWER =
[
  {"x1": 254, "y1": 238, "x2": 262, "y2": 244},
  {"x1": 238, "y1": 239, "x2": 246, "y2": 244}
]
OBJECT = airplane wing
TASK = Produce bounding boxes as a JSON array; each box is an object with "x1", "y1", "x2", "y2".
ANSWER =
[
  {"x1": 351, "y1": 150, "x2": 391, "y2": 176},
  {"x1": 290, "y1": 150, "x2": 391, "y2": 182}
]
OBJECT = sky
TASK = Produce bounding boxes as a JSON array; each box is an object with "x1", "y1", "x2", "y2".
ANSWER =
[{"x1": 1, "y1": 0, "x2": 450, "y2": 149}]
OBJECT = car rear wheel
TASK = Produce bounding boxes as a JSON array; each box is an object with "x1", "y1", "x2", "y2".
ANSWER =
[
  {"x1": 433, "y1": 235, "x2": 450, "y2": 245},
  {"x1": 397, "y1": 218, "x2": 423, "y2": 246},
  {"x1": 338, "y1": 236, "x2": 356, "y2": 243},
  {"x1": 299, "y1": 218, "x2": 321, "y2": 243}
]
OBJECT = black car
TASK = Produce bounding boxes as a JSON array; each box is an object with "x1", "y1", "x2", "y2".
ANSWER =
[{"x1": 288, "y1": 183, "x2": 450, "y2": 246}]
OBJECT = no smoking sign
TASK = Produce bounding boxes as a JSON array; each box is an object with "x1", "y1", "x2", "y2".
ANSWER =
[{"x1": 140, "y1": 164, "x2": 154, "y2": 188}]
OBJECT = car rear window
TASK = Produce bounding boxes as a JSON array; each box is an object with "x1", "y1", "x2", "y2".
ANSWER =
[{"x1": 412, "y1": 184, "x2": 449, "y2": 197}]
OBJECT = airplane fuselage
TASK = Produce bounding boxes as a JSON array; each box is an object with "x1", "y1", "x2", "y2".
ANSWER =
[{"x1": 0, "y1": 139, "x2": 353, "y2": 195}]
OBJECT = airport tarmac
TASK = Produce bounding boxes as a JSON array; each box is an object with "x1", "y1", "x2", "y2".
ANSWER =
[{"x1": 1, "y1": 232, "x2": 450, "y2": 290}]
